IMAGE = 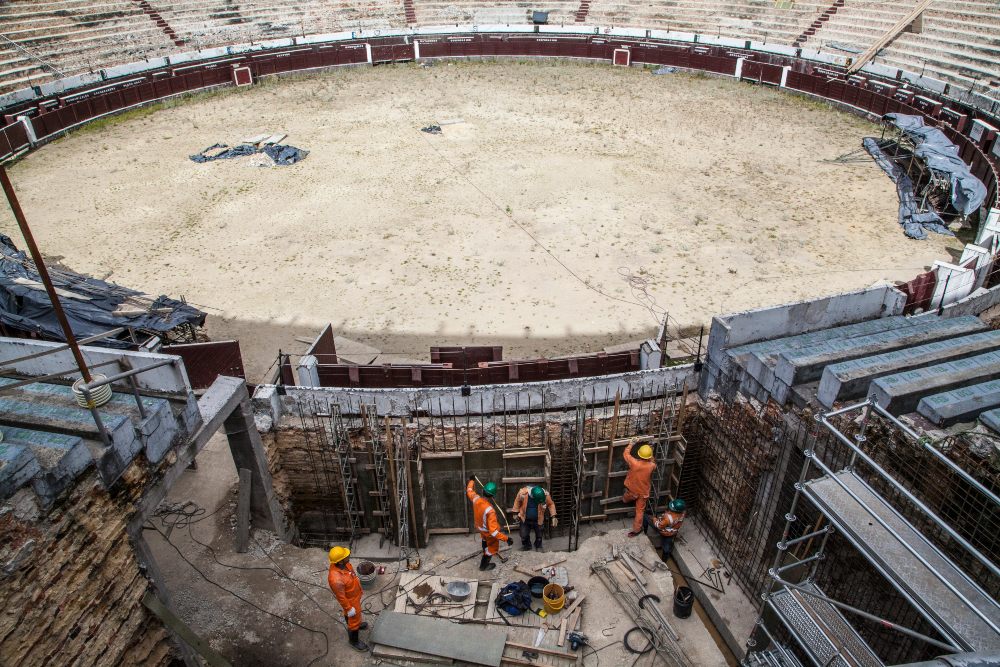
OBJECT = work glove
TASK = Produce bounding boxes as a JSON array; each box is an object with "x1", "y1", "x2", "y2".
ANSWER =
[
  {"x1": 551, "y1": 517, "x2": 559, "y2": 528},
  {"x1": 347, "y1": 607, "x2": 357, "y2": 618}
]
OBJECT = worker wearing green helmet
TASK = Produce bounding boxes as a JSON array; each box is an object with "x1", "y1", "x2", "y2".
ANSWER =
[
  {"x1": 649, "y1": 498, "x2": 687, "y2": 560},
  {"x1": 513, "y1": 485, "x2": 558, "y2": 551},
  {"x1": 466, "y1": 477, "x2": 510, "y2": 570}
]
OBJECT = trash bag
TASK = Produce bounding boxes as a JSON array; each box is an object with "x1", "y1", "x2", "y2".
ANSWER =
[
  {"x1": 495, "y1": 582, "x2": 532, "y2": 616},
  {"x1": 421, "y1": 125, "x2": 442, "y2": 135},
  {"x1": 189, "y1": 142, "x2": 308, "y2": 166}
]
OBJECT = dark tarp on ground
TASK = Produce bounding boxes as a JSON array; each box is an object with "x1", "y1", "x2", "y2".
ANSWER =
[
  {"x1": 189, "y1": 143, "x2": 309, "y2": 166},
  {"x1": 883, "y1": 113, "x2": 988, "y2": 217},
  {"x1": 0, "y1": 235, "x2": 205, "y2": 348},
  {"x1": 864, "y1": 137, "x2": 954, "y2": 240}
]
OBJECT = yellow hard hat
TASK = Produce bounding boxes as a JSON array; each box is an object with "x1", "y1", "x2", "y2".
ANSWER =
[
  {"x1": 329, "y1": 546, "x2": 350, "y2": 564},
  {"x1": 637, "y1": 444, "x2": 653, "y2": 460}
]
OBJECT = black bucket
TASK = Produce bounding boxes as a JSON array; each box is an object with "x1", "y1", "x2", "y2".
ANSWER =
[{"x1": 673, "y1": 586, "x2": 694, "y2": 619}]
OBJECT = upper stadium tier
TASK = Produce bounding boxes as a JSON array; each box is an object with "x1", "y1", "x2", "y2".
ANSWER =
[{"x1": 0, "y1": 0, "x2": 997, "y2": 96}]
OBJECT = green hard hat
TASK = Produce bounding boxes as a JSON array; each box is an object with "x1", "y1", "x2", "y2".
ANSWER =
[
  {"x1": 530, "y1": 486, "x2": 546, "y2": 503},
  {"x1": 668, "y1": 499, "x2": 686, "y2": 513},
  {"x1": 483, "y1": 481, "x2": 498, "y2": 497}
]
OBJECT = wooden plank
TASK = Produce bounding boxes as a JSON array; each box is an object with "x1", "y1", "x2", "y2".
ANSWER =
[
  {"x1": 603, "y1": 391, "x2": 621, "y2": 501},
  {"x1": 502, "y1": 476, "x2": 545, "y2": 484},
  {"x1": 421, "y1": 451, "x2": 463, "y2": 459},
  {"x1": 563, "y1": 594, "x2": 586, "y2": 617},
  {"x1": 534, "y1": 556, "x2": 567, "y2": 571},
  {"x1": 373, "y1": 611, "x2": 506, "y2": 666},
  {"x1": 558, "y1": 615, "x2": 569, "y2": 647},
  {"x1": 506, "y1": 641, "x2": 578, "y2": 660},
  {"x1": 235, "y1": 468, "x2": 251, "y2": 554},
  {"x1": 613, "y1": 560, "x2": 636, "y2": 582},
  {"x1": 373, "y1": 644, "x2": 454, "y2": 664},
  {"x1": 514, "y1": 565, "x2": 536, "y2": 577},
  {"x1": 427, "y1": 527, "x2": 471, "y2": 535},
  {"x1": 142, "y1": 592, "x2": 232, "y2": 667},
  {"x1": 502, "y1": 449, "x2": 548, "y2": 459},
  {"x1": 599, "y1": 496, "x2": 624, "y2": 505},
  {"x1": 604, "y1": 507, "x2": 636, "y2": 515}
]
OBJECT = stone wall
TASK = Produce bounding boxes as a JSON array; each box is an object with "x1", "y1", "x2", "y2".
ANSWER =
[{"x1": 0, "y1": 463, "x2": 174, "y2": 666}]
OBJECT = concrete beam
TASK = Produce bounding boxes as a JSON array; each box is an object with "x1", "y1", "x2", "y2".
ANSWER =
[
  {"x1": 868, "y1": 351, "x2": 1000, "y2": 415},
  {"x1": 817, "y1": 330, "x2": 1000, "y2": 407},
  {"x1": 773, "y1": 316, "x2": 987, "y2": 386},
  {"x1": 917, "y1": 379, "x2": 1000, "y2": 426}
]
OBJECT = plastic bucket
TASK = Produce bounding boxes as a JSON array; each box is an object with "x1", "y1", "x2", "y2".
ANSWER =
[
  {"x1": 542, "y1": 583, "x2": 565, "y2": 614},
  {"x1": 673, "y1": 586, "x2": 694, "y2": 619},
  {"x1": 356, "y1": 560, "x2": 377, "y2": 590}
]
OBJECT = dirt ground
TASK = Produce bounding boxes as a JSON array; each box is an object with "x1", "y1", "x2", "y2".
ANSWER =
[
  {"x1": 146, "y1": 433, "x2": 729, "y2": 666},
  {"x1": 0, "y1": 61, "x2": 962, "y2": 381}
]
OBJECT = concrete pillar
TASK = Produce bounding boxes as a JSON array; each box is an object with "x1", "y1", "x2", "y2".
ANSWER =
[
  {"x1": 17, "y1": 115, "x2": 36, "y2": 146},
  {"x1": 223, "y1": 397, "x2": 289, "y2": 538},
  {"x1": 977, "y1": 207, "x2": 1000, "y2": 246},
  {"x1": 780, "y1": 65, "x2": 791, "y2": 87},
  {"x1": 734, "y1": 57, "x2": 744, "y2": 79},
  {"x1": 365, "y1": 43, "x2": 372, "y2": 63},
  {"x1": 296, "y1": 354, "x2": 320, "y2": 387},
  {"x1": 414, "y1": 40, "x2": 420, "y2": 60},
  {"x1": 639, "y1": 339, "x2": 662, "y2": 370}
]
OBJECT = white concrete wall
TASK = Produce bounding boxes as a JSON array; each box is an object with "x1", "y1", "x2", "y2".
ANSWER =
[
  {"x1": 0, "y1": 337, "x2": 192, "y2": 394},
  {"x1": 253, "y1": 364, "x2": 695, "y2": 419}
]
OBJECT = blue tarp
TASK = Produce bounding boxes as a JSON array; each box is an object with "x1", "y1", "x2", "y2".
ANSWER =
[
  {"x1": 883, "y1": 114, "x2": 987, "y2": 217},
  {"x1": 0, "y1": 235, "x2": 205, "y2": 347},
  {"x1": 190, "y1": 143, "x2": 309, "y2": 166}
]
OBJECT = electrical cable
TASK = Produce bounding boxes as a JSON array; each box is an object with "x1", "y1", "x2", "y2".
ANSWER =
[
  {"x1": 144, "y1": 521, "x2": 331, "y2": 667},
  {"x1": 623, "y1": 626, "x2": 656, "y2": 655}
]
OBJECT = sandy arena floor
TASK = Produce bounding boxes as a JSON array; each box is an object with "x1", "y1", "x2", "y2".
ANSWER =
[{"x1": 0, "y1": 61, "x2": 961, "y2": 380}]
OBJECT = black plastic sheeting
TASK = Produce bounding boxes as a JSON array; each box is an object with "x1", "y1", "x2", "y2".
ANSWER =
[
  {"x1": 864, "y1": 137, "x2": 954, "y2": 240},
  {"x1": 189, "y1": 143, "x2": 309, "y2": 166},
  {"x1": 884, "y1": 113, "x2": 987, "y2": 217},
  {"x1": 0, "y1": 235, "x2": 205, "y2": 347}
]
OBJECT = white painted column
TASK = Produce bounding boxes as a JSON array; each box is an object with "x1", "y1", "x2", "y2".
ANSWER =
[
  {"x1": 296, "y1": 355, "x2": 321, "y2": 387},
  {"x1": 931, "y1": 261, "x2": 976, "y2": 310},
  {"x1": 978, "y1": 207, "x2": 1000, "y2": 245},
  {"x1": 780, "y1": 65, "x2": 791, "y2": 88},
  {"x1": 734, "y1": 57, "x2": 744, "y2": 79},
  {"x1": 414, "y1": 40, "x2": 420, "y2": 60},
  {"x1": 17, "y1": 115, "x2": 36, "y2": 146},
  {"x1": 365, "y1": 43, "x2": 372, "y2": 64},
  {"x1": 960, "y1": 244, "x2": 993, "y2": 290}
]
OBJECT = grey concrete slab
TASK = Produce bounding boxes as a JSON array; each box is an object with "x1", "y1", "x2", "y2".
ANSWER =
[
  {"x1": 774, "y1": 316, "x2": 987, "y2": 387},
  {"x1": 372, "y1": 611, "x2": 506, "y2": 666},
  {"x1": 817, "y1": 330, "x2": 1000, "y2": 408},
  {"x1": 980, "y1": 407, "x2": 1000, "y2": 434},
  {"x1": 917, "y1": 379, "x2": 1000, "y2": 426},
  {"x1": 733, "y1": 316, "x2": 914, "y2": 393},
  {"x1": 868, "y1": 351, "x2": 1000, "y2": 415},
  {"x1": 804, "y1": 471, "x2": 1000, "y2": 652}
]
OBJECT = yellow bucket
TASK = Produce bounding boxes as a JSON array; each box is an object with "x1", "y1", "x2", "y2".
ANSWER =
[{"x1": 542, "y1": 583, "x2": 565, "y2": 614}]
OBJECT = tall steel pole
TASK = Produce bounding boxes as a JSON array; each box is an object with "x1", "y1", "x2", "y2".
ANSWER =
[{"x1": 0, "y1": 165, "x2": 92, "y2": 382}]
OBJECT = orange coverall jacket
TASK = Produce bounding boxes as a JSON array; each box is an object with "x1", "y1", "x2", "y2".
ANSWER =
[
  {"x1": 623, "y1": 446, "x2": 657, "y2": 498},
  {"x1": 328, "y1": 562, "x2": 364, "y2": 631},
  {"x1": 512, "y1": 486, "x2": 557, "y2": 525},
  {"x1": 467, "y1": 479, "x2": 509, "y2": 556},
  {"x1": 653, "y1": 510, "x2": 686, "y2": 538}
]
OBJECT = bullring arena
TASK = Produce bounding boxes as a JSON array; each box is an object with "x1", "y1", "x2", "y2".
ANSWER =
[{"x1": 0, "y1": 3, "x2": 999, "y2": 667}]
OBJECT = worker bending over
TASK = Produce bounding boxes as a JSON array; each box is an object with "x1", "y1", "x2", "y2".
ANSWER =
[
  {"x1": 328, "y1": 546, "x2": 369, "y2": 652},
  {"x1": 467, "y1": 477, "x2": 510, "y2": 570},
  {"x1": 513, "y1": 485, "x2": 557, "y2": 551},
  {"x1": 651, "y1": 499, "x2": 687, "y2": 559},
  {"x1": 623, "y1": 438, "x2": 657, "y2": 537}
]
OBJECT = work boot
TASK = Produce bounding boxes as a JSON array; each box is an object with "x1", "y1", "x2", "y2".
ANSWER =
[
  {"x1": 357, "y1": 621, "x2": 369, "y2": 630},
  {"x1": 534, "y1": 542, "x2": 543, "y2": 551},
  {"x1": 520, "y1": 544, "x2": 532, "y2": 551},
  {"x1": 627, "y1": 531, "x2": 641, "y2": 537},
  {"x1": 479, "y1": 555, "x2": 496, "y2": 571},
  {"x1": 348, "y1": 630, "x2": 369, "y2": 652}
]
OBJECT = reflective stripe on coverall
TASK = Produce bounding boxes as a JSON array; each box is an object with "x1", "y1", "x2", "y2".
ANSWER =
[{"x1": 328, "y1": 561, "x2": 364, "y2": 631}]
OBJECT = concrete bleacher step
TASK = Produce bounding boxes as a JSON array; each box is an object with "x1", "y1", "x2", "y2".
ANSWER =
[
  {"x1": 0, "y1": 425, "x2": 94, "y2": 504},
  {"x1": 916, "y1": 378, "x2": 1000, "y2": 426},
  {"x1": 0, "y1": 377, "x2": 181, "y2": 464},
  {"x1": 817, "y1": 329, "x2": 1000, "y2": 408},
  {"x1": 729, "y1": 316, "x2": 912, "y2": 392},
  {"x1": 774, "y1": 315, "x2": 988, "y2": 388},
  {"x1": 868, "y1": 350, "x2": 1000, "y2": 415},
  {"x1": 979, "y1": 406, "x2": 1000, "y2": 434},
  {"x1": 803, "y1": 470, "x2": 1000, "y2": 652}
]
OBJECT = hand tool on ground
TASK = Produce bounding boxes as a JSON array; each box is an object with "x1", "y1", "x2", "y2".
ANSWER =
[{"x1": 567, "y1": 631, "x2": 589, "y2": 651}]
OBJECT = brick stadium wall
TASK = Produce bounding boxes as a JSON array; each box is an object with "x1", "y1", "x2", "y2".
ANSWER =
[{"x1": 0, "y1": 464, "x2": 174, "y2": 666}]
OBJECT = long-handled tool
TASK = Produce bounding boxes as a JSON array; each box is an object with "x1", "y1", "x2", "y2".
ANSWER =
[{"x1": 474, "y1": 475, "x2": 513, "y2": 562}]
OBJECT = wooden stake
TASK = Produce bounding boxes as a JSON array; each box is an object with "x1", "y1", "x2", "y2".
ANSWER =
[
  {"x1": 534, "y1": 556, "x2": 567, "y2": 571},
  {"x1": 507, "y1": 641, "x2": 578, "y2": 660}
]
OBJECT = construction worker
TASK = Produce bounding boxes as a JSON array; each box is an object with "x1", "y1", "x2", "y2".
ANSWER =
[
  {"x1": 467, "y1": 477, "x2": 510, "y2": 570},
  {"x1": 651, "y1": 499, "x2": 687, "y2": 559},
  {"x1": 622, "y1": 438, "x2": 657, "y2": 537},
  {"x1": 513, "y1": 485, "x2": 557, "y2": 551},
  {"x1": 327, "y1": 546, "x2": 369, "y2": 652}
]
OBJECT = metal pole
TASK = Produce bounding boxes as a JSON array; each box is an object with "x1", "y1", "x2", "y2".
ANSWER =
[{"x1": 0, "y1": 165, "x2": 91, "y2": 382}]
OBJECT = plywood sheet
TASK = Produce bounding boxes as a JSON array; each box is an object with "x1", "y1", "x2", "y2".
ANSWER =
[{"x1": 372, "y1": 611, "x2": 506, "y2": 667}]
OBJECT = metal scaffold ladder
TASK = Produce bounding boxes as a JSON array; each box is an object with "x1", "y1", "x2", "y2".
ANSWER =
[
  {"x1": 651, "y1": 386, "x2": 685, "y2": 513},
  {"x1": 362, "y1": 404, "x2": 394, "y2": 545},
  {"x1": 321, "y1": 405, "x2": 363, "y2": 540},
  {"x1": 568, "y1": 403, "x2": 587, "y2": 552}
]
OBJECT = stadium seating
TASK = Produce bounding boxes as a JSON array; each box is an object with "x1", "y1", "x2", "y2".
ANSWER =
[{"x1": 0, "y1": 0, "x2": 997, "y2": 96}]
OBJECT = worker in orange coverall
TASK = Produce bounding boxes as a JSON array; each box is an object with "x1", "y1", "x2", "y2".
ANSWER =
[
  {"x1": 328, "y1": 546, "x2": 369, "y2": 652},
  {"x1": 467, "y1": 477, "x2": 510, "y2": 570},
  {"x1": 622, "y1": 438, "x2": 657, "y2": 537}
]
